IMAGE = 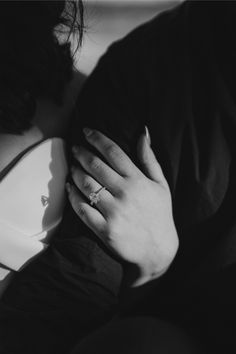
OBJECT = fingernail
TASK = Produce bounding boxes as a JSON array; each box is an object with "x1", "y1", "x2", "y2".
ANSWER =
[
  {"x1": 66, "y1": 182, "x2": 71, "y2": 193},
  {"x1": 145, "y1": 125, "x2": 151, "y2": 146},
  {"x1": 72, "y1": 145, "x2": 79, "y2": 155},
  {"x1": 83, "y1": 127, "x2": 93, "y2": 137}
]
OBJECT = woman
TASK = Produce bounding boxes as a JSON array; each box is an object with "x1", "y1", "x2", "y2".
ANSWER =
[
  {"x1": 0, "y1": 1, "x2": 179, "y2": 353},
  {"x1": 0, "y1": 1, "x2": 118, "y2": 353},
  {"x1": 0, "y1": 0, "x2": 84, "y2": 295}
]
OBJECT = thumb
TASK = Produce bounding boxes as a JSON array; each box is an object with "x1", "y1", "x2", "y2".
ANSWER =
[{"x1": 137, "y1": 126, "x2": 166, "y2": 184}]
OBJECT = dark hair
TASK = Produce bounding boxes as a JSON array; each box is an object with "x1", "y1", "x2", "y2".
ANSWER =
[{"x1": 0, "y1": 0, "x2": 84, "y2": 134}]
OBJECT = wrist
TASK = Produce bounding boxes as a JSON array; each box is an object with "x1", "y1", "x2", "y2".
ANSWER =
[
  {"x1": 124, "y1": 259, "x2": 172, "y2": 288},
  {"x1": 130, "y1": 266, "x2": 167, "y2": 287},
  {"x1": 130, "y1": 230, "x2": 179, "y2": 287}
]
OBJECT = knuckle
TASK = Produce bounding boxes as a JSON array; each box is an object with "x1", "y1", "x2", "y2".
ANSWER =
[
  {"x1": 106, "y1": 203, "x2": 120, "y2": 219},
  {"x1": 129, "y1": 174, "x2": 144, "y2": 190},
  {"x1": 89, "y1": 156, "x2": 100, "y2": 170},
  {"x1": 118, "y1": 176, "x2": 143, "y2": 200},
  {"x1": 116, "y1": 187, "x2": 127, "y2": 200},
  {"x1": 116, "y1": 181, "x2": 130, "y2": 199},
  {"x1": 82, "y1": 176, "x2": 93, "y2": 191},
  {"x1": 105, "y1": 144, "x2": 118, "y2": 158},
  {"x1": 113, "y1": 182, "x2": 126, "y2": 199},
  {"x1": 90, "y1": 130, "x2": 100, "y2": 142},
  {"x1": 76, "y1": 204, "x2": 86, "y2": 218}
]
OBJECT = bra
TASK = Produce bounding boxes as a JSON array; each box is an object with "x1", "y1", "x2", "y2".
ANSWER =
[{"x1": 0, "y1": 138, "x2": 68, "y2": 282}]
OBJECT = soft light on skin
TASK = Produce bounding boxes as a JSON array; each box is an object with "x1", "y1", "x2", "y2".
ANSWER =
[{"x1": 0, "y1": 71, "x2": 85, "y2": 175}]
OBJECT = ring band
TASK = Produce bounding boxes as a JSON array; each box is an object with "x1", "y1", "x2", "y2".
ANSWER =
[{"x1": 89, "y1": 186, "x2": 106, "y2": 206}]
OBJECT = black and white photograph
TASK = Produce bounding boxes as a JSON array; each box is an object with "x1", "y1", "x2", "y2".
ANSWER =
[{"x1": 0, "y1": 1, "x2": 235, "y2": 353}]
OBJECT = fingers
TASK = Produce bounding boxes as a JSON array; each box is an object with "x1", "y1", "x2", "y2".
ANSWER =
[
  {"x1": 72, "y1": 145, "x2": 123, "y2": 196},
  {"x1": 83, "y1": 128, "x2": 140, "y2": 177},
  {"x1": 71, "y1": 164, "x2": 115, "y2": 216},
  {"x1": 66, "y1": 183, "x2": 107, "y2": 241}
]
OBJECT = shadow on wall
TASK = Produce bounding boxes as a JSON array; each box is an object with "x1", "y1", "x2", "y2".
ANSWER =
[{"x1": 76, "y1": 0, "x2": 181, "y2": 74}]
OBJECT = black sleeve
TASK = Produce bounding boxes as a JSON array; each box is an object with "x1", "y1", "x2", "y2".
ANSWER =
[{"x1": 68, "y1": 25, "x2": 155, "y2": 167}]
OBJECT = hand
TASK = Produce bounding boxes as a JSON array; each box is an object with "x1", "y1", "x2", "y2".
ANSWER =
[{"x1": 67, "y1": 127, "x2": 179, "y2": 286}]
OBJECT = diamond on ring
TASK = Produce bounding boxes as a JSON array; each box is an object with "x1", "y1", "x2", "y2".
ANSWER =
[{"x1": 89, "y1": 186, "x2": 106, "y2": 206}]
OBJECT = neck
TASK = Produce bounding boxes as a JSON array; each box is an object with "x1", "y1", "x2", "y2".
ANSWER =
[
  {"x1": 0, "y1": 128, "x2": 43, "y2": 173},
  {"x1": 0, "y1": 70, "x2": 85, "y2": 174}
]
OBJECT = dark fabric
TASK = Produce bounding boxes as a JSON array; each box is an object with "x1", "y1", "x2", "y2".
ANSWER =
[
  {"x1": 0, "y1": 131, "x2": 123, "y2": 351},
  {"x1": 69, "y1": 1, "x2": 236, "y2": 352},
  {"x1": 0, "y1": 201, "x2": 122, "y2": 354},
  {"x1": 71, "y1": 317, "x2": 203, "y2": 354},
  {"x1": 1, "y1": 1, "x2": 236, "y2": 353}
]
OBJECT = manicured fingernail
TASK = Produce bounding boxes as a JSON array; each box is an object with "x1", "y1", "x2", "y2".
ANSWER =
[
  {"x1": 83, "y1": 127, "x2": 93, "y2": 137},
  {"x1": 66, "y1": 182, "x2": 71, "y2": 193},
  {"x1": 72, "y1": 145, "x2": 79, "y2": 155},
  {"x1": 145, "y1": 125, "x2": 151, "y2": 146}
]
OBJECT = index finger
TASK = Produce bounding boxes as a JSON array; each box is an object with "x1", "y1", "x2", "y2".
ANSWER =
[{"x1": 82, "y1": 128, "x2": 140, "y2": 177}]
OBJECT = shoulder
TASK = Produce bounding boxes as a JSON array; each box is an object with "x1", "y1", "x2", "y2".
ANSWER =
[
  {"x1": 78, "y1": 2, "x2": 188, "y2": 115},
  {"x1": 99, "y1": 3, "x2": 187, "y2": 73},
  {"x1": 78, "y1": 2, "x2": 188, "y2": 111}
]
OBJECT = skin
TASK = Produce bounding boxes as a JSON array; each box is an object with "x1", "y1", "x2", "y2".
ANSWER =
[
  {"x1": 67, "y1": 127, "x2": 179, "y2": 287},
  {"x1": 0, "y1": 70, "x2": 84, "y2": 297},
  {"x1": 0, "y1": 74, "x2": 178, "y2": 289},
  {"x1": 0, "y1": 71, "x2": 84, "y2": 173}
]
